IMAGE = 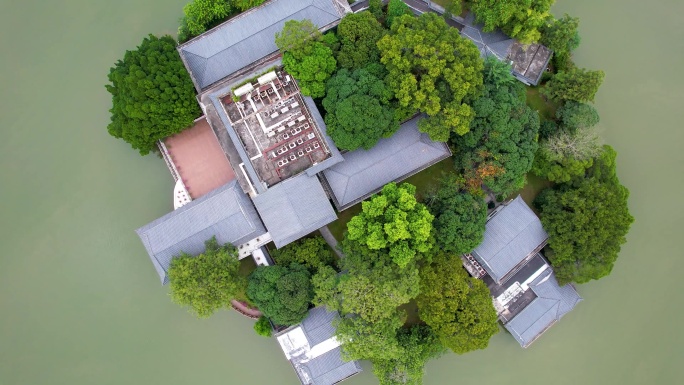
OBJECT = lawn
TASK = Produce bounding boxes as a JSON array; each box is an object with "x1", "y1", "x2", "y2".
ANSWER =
[
  {"x1": 509, "y1": 173, "x2": 553, "y2": 209},
  {"x1": 327, "y1": 159, "x2": 457, "y2": 241},
  {"x1": 526, "y1": 86, "x2": 559, "y2": 121}
]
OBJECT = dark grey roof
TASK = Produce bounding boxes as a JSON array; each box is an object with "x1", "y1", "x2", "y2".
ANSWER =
[
  {"x1": 136, "y1": 181, "x2": 267, "y2": 284},
  {"x1": 178, "y1": 0, "x2": 347, "y2": 91},
  {"x1": 321, "y1": 116, "x2": 451, "y2": 210},
  {"x1": 504, "y1": 269, "x2": 583, "y2": 347},
  {"x1": 302, "y1": 96, "x2": 344, "y2": 176},
  {"x1": 302, "y1": 306, "x2": 338, "y2": 346},
  {"x1": 253, "y1": 173, "x2": 337, "y2": 248},
  {"x1": 301, "y1": 347, "x2": 362, "y2": 385},
  {"x1": 472, "y1": 196, "x2": 548, "y2": 283}
]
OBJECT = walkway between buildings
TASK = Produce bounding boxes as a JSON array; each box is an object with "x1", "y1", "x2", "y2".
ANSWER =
[{"x1": 319, "y1": 226, "x2": 345, "y2": 259}]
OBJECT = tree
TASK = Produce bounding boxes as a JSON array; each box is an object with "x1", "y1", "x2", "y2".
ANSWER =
[
  {"x1": 535, "y1": 146, "x2": 634, "y2": 285},
  {"x1": 180, "y1": 0, "x2": 232, "y2": 39},
  {"x1": 346, "y1": 183, "x2": 434, "y2": 268},
  {"x1": 275, "y1": 19, "x2": 321, "y2": 57},
  {"x1": 531, "y1": 148, "x2": 595, "y2": 183},
  {"x1": 337, "y1": 11, "x2": 386, "y2": 69},
  {"x1": 323, "y1": 65, "x2": 398, "y2": 150},
  {"x1": 451, "y1": 58, "x2": 540, "y2": 196},
  {"x1": 377, "y1": 12, "x2": 483, "y2": 141},
  {"x1": 253, "y1": 316, "x2": 272, "y2": 337},
  {"x1": 368, "y1": 0, "x2": 384, "y2": 21},
  {"x1": 542, "y1": 68, "x2": 605, "y2": 103},
  {"x1": 416, "y1": 251, "x2": 499, "y2": 354},
  {"x1": 541, "y1": 14, "x2": 581, "y2": 71},
  {"x1": 467, "y1": 0, "x2": 555, "y2": 43},
  {"x1": 232, "y1": 0, "x2": 266, "y2": 12},
  {"x1": 270, "y1": 236, "x2": 336, "y2": 272},
  {"x1": 556, "y1": 101, "x2": 600, "y2": 132},
  {"x1": 247, "y1": 263, "x2": 313, "y2": 326},
  {"x1": 372, "y1": 325, "x2": 446, "y2": 385},
  {"x1": 542, "y1": 126, "x2": 603, "y2": 161},
  {"x1": 168, "y1": 237, "x2": 246, "y2": 318},
  {"x1": 335, "y1": 311, "x2": 405, "y2": 362},
  {"x1": 385, "y1": 0, "x2": 412, "y2": 28},
  {"x1": 106, "y1": 35, "x2": 201, "y2": 155},
  {"x1": 427, "y1": 175, "x2": 488, "y2": 254}
]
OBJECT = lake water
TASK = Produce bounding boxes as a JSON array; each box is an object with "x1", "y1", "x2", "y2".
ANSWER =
[{"x1": 1, "y1": 0, "x2": 682, "y2": 384}]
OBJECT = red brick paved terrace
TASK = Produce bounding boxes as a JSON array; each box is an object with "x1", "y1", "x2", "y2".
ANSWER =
[{"x1": 164, "y1": 118, "x2": 236, "y2": 199}]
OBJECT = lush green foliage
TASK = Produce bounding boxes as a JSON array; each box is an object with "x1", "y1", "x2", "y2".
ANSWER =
[
  {"x1": 452, "y1": 58, "x2": 540, "y2": 196},
  {"x1": 427, "y1": 175, "x2": 487, "y2": 254},
  {"x1": 346, "y1": 183, "x2": 434, "y2": 268},
  {"x1": 337, "y1": 11, "x2": 386, "y2": 69},
  {"x1": 377, "y1": 12, "x2": 483, "y2": 141},
  {"x1": 541, "y1": 14, "x2": 581, "y2": 71},
  {"x1": 253, "y1": 316, "x2": 272, "y2": 337},
  {"x1": 386, "y1": 0, "x2": 412, "y2": 27},
  {"x1": 335, "y1": 311, "x2": 405, "y2": 361},
  {"x1": 270, "y1": 236, "x2": 336, "y2": 273},
  {"x1": 180, "y1": 0, "x2": 232, "y2": 39},
  {"x1": 531, "y1": 149, "x2": 594, "y2": 183},
  {"x1": 168, "y1": 237, "x2": 245, "y2": 318},
  {"x1": 536, "y1": 146, "x2": 634, "y2": 285},
  {"x1": 556, "y1": 101, "x2": 600, "y2": 132},
  {"x1": 417, "y1": 251, "x2": 499, "y2": 354},
  {"x1": 247, "y1": 263, "x2": 313, "y2": 326},
  {"x1": 106, "y1": 35, "x2": 200, "y2": 155},
  {"x1": 232, "y1": 0, "x2": 265, "y2": 11},
  {"x1": 542, "y1": 68, "x2": 605, "y2": 103},
  {"x1": 322, "y1": 65, "x2": 398, "y2": 150},
  {"x1": 372, "y1": 325, "x2": 446, "y2": 385},
  {"x1": 369, "y1": 0, "x2": 384, "y2": 21},
  {"x1": 275, "y1": 19, "x2": 321, "y2": 56},
  {"x1": 468, "y1": 0, "x2": 555, "y2": 43}
]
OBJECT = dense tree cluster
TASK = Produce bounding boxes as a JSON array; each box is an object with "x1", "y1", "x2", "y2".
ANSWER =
[
  {"x1": 541, "y1": 14, "x2": 581, "y2": 71},
  {"x1": 542, "y1": 67, "x2": 606, "y2": 103},
  {"x1": 178, "y1": 0, "x2": 267, "y2": 42},
  {"x1": 377, "y1": 12, "x2": 483, "y2": 141},
  {"x1": 106, "y1": 35, "x2": 200, "y2": 155},
  {"x1": 452, "y1": 58, "x2": 540, "y2": 196},
  {"x1": 336, "y1": 11, "x2": 386, "y2": 70},
  {"x1": 247, "y1": 263, "x2": 313, "y2": 326},
  {"x1": 536, "y1": 146, "x2": 634, "y2": 285},
  {"x1": 168, "y1": 237, "x2": 246, "y2": 318},
  {"x1": 270, "y1": 236, "x2": 336, "y2": 273},
  {"x1": 467, "y1": 0, "x2": 555, "y2": 43},
  {"x1": 253, "y1": 316, "x2": 272, "y2": 337}
]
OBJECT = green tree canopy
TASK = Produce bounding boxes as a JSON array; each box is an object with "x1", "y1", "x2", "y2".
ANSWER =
[
  {"x1": 322, "y1": 65, "x2": 398, "y2": 150},
  {"x1": 246, "y1": 263, "x2": 313, "y2": 326},
  {"x1": 270, "y1": 236, "x2": 336, "y2": 273},
  {"x1": 427, "y1": 175, "x2": 487, "y2": 254},
  {"x1": 106, "y1": 35, "x2": 201, "y2": 155},
  {"x1": 337, "y1": 11, "x2": 387, "y2": 69},
  {"x1": 275, "y1": 19, "x2": 321, "y2": 56},
  {"x1": 451, "y1": 58, "x2": 540, "y2": 196},
  {"x1": 531, "y1": 148, "x2": 595, "y2": 183},
  {"x1": 232, "y1": 0, "x2": 265, "y2": 12},
  {"x1": 368, "y1": 0, "x2": 384, "y2": 21},
  {"x1": 346, "y1": 183, "x2": 434, "y2": 268},
  {"x1": 417, "y1": 251, "x2": 499, "y2": 354},
  {"x1": 180, "y1": 0, "x2": 232, "y2": 39},
  {"x1": 377, "y1": 12, "x2": 484, "y2": 141},
  {"x1": 541, "y1": 14, "x2": 581, "y2": 71},
  {"x1": 385, "y1": 0, "x2": 412, "y2": 27},
  {"x1": 168, "y1": 237, "x2": 245, "y2": 318},
  {"x1": 542, "y1": 67, "x2": 606, "y2": 103},
  {"x1": 556, "y1": 101, "x2": 600, "y2": 132},
  {"x1": 372, "y1": 325, "x2": 446, "y2": 385},
  {"x1": 535, "y1": 146, "x2": 634, "y2": 285},
  {"x1": 335, "y1": 311, "x2": 405, "y2": 361},
  {"x1": 253, "y1": 316, "x2": 272, "y2": 337},
  {"x1": 467, "y1": 0, "x2": 555, "y2": 43}
]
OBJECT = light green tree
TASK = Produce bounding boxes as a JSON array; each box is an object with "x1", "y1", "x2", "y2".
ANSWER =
[
  {"x1": 467, "y1": 0, "x2": 555, "y2": 43},
  {"x1": 542, "y1": 67, "x2": 605, "y2": 103},
  {"x1": 270, "y1": 236, "x2": 336, "y2": 273}
]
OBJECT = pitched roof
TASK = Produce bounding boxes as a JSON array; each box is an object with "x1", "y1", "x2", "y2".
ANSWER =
[
  {"x1": 472, "y1": 196, "x2": 548, "y2": 283},
  {"x1": 253, "y1": 173, "x2": 337, "y2": 248},
  {"x1": 277, "y1": 307, "x2": 362, "y2": 385},
  {"x1": 302, "y1": 96, "x2": 344, "y2": 176},
  {"x1": 136, "y1": 181, "x2": 267, "y2": 284},
  {"x1": 321, "y1": 116, "x2": 451, "y2": 210},
  {"x1": 504, "y1": 269, "x2": 583, "y2": 347},
  {"x1": 178, "y1": 0, "x2": 347, "y2": 91}
]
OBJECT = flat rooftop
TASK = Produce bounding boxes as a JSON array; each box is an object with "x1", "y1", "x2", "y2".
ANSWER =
[
  {"x1": 163, "y1": 117, "x2": 236, "y2": 199},
  {"x1": 220, "y1": 71, "x2": 332, "y2": 188}
]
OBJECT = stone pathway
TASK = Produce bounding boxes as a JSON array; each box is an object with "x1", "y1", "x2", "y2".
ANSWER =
[
  {"x1": 231, "y1": 299, "x2": 262, "y2": 319},
  {"x1": 319, "y1": 226, "x2": 345, "y2": 259}
]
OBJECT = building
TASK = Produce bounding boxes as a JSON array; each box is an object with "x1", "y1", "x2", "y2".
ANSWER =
[
  {"x1": 276, "y1": 307, "x2": 362, "y2": 385},
  {"x1": 463, "y1": 196, "x2": 582, "y2": 348}
]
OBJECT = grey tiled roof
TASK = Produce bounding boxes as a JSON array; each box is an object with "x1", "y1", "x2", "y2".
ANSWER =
[
  {"x1": 504, "y1": 269, "x2": 583, "y2": 347},
  {"x1": 136, "y1": 181, "x2": 267, "y2": 284},
  {"x1": 302, "y1": 347, "x2": 362, "y2": 385},
  {"x1": 472, "y1": 196, "x2": 548, "y2": 283},
  {"x1": 178, "y1": 0, "x2": 346, "y2": 91},
  {"x1": 253, "y1": 173, "x2": 337, "y2": 248},
  {"x1": 302, "y1": 306, "x2": 338, "y2": 346},
  {"x1": 322, "y1": 116, "x2": 451, "y2": 210},
  {"x1": 302, "y1": 96, "x2": 344, "y2": 176}
]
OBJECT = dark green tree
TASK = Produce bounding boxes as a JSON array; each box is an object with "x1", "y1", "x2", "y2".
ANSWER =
[
  {"x1": 416, "y1": 251, "x2": 499, "y2": 354},
  {"x1": 247, "y1": 263, "x2": 313, "y2": 326},
  {"x1": 467, "y1": 0, "x2": 555, "y2": 43},
  {"x1": 336, "y1": 11, "x2": 387, "y2": 69},
  {"x1": 253, "y1": 316, "x2": 272, "y2": 337},
  {"x1": 368, "y1": 0, "x2": 384, "y2": 21},
  {"x1": 275, "y1": 19, "x2": 321, "y2": 56},
  {"x1": 556, "y1": 101, "x2": 600, "y2": 132},
  {"x1": 542, "y1": 67, "x2": 605, "y2": 103},
  {"x1": 372, "y1": 325, "x2": 446, "y2": 385},
  {"x1": 323, "y1": 65, "x2": 398, "y2": 150},
  {"x1": 385, "y1": 0, "x2": 412, "y2": 27},
  {"x1": 427, "y1": 175, "x2": 488, "y2": 254},
  {"x1": 452, "y1": 58, "x2": 540, "y2": 196},
  {"x1": 168, "y1": 237, "x2": 245, "y2": 318},
  {"x1": 270, "y1": 236, "x2": 336, "y2": 273},
  {"x1": 106, "y1": 35, "x2": 200, "y2": 155},
  {"x1": 335, "y1": 311, "x2": 405, "y2": 361},
  {"x1": 179, "y1": 0, "x2": 232, "y2": 40},
  {"x1": 377, "y1": 12, "x2": 483, "y2": 141},
  {"x1": 346, "y1": 183, "x2": 434, "y2": 268},
  {"x1": 541, "y1": 14, "x2": 581, "y2": 71},
  {"x1": 535, "y1": 146, "x2": 634, "y2": 285}
]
